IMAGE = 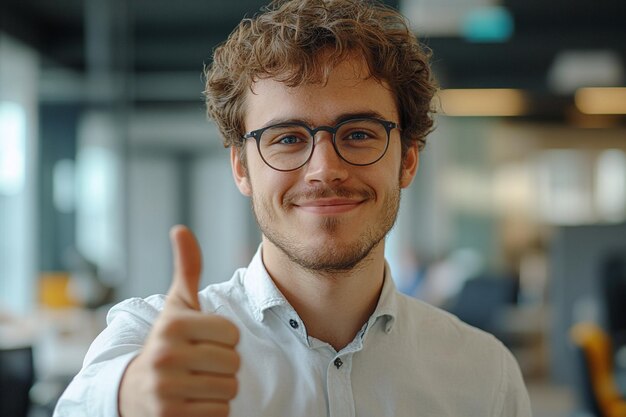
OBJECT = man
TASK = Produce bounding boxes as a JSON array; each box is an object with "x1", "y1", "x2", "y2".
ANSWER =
[{"x1": 55, "y1": 0, "x2": 531, "y2": 416}]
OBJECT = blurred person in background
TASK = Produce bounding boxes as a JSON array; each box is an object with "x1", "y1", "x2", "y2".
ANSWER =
[{"x1": 54, "y1": 0, "x2": 530, "y2": 416}]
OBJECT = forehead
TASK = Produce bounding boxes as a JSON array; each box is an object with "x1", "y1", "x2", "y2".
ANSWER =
[{"x1": 244, "y1": 56, "x2": 399, "y2": 129}]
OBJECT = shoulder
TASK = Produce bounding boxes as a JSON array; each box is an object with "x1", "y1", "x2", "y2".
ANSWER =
[
  {"x1": 398, "y1": 293, "x2": 493, "y2": 336},
  {"x1": 106, "y1": 294, "x2": 166, "y2": 326},
  {"x1": 197, "y1": 267, "x2": 249, "y2": 316},
  {"x1": 395, "y1": 293, "x2": 511, "y2": 366},
  {"x1": 392, "y1": 295, "x2": 530, "y2": 412}
]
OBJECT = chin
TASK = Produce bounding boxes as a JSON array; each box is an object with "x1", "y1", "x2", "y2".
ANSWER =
[
  {"x1": 252, "y1": 189, "x2": 399, "y2": 273},
  {"x1": 274, "y1": 232, "x2": 382, "y2": 274}
]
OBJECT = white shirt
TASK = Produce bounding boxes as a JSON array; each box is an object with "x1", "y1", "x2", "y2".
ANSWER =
[{"x1": 54, "y1": 247, "x2": 531, "y2": 417}]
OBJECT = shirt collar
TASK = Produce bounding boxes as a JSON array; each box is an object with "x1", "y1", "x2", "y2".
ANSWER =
[
  {"x1": 367, "y1": 260, "x2": 399, "y2": 334},
  {"x1": 241, "y1": 245, "x2": 399, "y2": 333},
  {"x1": 241, "y1": 245, "x2": 290, "y2": 322}
]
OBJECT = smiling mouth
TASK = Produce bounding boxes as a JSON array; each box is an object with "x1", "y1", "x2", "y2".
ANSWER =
[{"x1": 295, "y1": 199, "x2": 364, "y2": 214}]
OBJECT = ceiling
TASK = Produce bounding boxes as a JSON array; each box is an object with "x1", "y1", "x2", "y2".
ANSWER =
[{"x1": 1, "y1": 0, "x2": 625, "y2": 120}]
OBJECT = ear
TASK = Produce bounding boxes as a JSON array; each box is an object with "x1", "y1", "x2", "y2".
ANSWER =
[
  {"x1": 399, "y1": 143, "x2": 419, "y2": 189},
  {"x1": 231, "y1": 146, "x2": 252, "y2": 196}
]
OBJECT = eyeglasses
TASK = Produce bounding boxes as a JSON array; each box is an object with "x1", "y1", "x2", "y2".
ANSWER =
[{"x1": 242, "y1": 117, "x2": 400, "y2": 172}]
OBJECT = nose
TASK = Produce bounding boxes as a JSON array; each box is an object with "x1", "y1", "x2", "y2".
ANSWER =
[{"x1": 303, "y1": 132, "x2": 349, "y2": 184}]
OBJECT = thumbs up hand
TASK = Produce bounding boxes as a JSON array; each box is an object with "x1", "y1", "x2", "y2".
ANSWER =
[{"x1": 119, "y1": 226, "x2": 240, "y2": 417}]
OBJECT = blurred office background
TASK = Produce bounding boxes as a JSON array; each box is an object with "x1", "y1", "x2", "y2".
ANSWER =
[{"x1": 1, "y1": 0, "x2": 625, "y2": 416}]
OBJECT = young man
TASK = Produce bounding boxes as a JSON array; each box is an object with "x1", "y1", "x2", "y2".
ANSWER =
[{"x1": 55, "y1": 0, "x2": 531, "y2": 416}]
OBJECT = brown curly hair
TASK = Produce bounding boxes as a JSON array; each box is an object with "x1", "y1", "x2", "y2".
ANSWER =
[{"x1": 204, "y1": 0, "x2": 437, "y2": 158}]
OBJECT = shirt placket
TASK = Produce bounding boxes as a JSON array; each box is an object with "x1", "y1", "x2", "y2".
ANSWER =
[
  {"x1": 325, "y1": 324, "x2": 368, "y2": 417},
  {"x1": 326, "y1": 352, "x2": 355, "y2": 417}
]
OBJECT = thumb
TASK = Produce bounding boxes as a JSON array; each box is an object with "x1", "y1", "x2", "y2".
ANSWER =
[{"x1": 167, "y1": 225, "x2": 202, "y2": 311}]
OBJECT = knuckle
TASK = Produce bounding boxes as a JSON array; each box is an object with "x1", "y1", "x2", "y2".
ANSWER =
[
  {"x1": 229, "y1": 322, "x2": 241, "y2": 345},
  {"x1": 214, "y1": 402, "x2": 230, "y2": 417},
  {"x1": 152, "y1": 377, "x2": 173, "y2": 397},
  {"x1": 150, "y1": 345, "x2": 178, "y2": 370},
  {"x1": 224, "y1": 376, "x2": 239, "y2": 398},
  {"x1": 230, "y1": 351, "x2": 241, "y2": 373},
  {"x1": 213, "y1": 315, "x2": 240, "y2": 345},
  {"x1": 159, "y1": 315, "x2": 188, "y2": 337}
]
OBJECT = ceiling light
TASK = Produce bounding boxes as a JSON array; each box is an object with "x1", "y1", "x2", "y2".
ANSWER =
[
  {"x1": 575, "y1": 87, "x2": 626, "y2": 115},
  {"x1": 462, "y1": 6, "x2": 514, "y2": 42},
  {"x1": 437, "y1": 89, "x2": 527, "y2": 116}
]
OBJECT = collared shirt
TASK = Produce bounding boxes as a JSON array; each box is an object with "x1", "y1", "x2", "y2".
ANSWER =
[{"x1": 54, "y1": 247, "x2": 531, "y2": 417}]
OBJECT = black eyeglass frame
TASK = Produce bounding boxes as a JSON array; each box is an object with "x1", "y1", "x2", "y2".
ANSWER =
[{"x1": 242, "y1": 117, "x2": 400, "y2": 172}]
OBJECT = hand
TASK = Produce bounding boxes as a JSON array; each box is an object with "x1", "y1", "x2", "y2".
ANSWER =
[{"x1": 119, "y1": 225, "x2": 240, "y2": 417}]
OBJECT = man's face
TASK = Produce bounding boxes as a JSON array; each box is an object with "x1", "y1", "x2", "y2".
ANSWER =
[{"x1": 232, "y1": 56, "x2": 418, "y2": 273}]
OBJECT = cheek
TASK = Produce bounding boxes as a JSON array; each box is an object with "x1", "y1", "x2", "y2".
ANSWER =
[
  {"x1": 248, "y1": 168, "x2": 295, "y2": 206},
  {"x1": 364, "y1": 161, "x2": 402, "y2": 192}
]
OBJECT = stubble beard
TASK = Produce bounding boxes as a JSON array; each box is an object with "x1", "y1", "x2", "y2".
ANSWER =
[{"x1": 250, "y1": 184, "x2": 401, "y2": 275}]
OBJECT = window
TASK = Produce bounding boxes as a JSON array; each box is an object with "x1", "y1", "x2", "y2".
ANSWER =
[{"x1": 0, "y1": 102, "x2": 26, "y2": 196}]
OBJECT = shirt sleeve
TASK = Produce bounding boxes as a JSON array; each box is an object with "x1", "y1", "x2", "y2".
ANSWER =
[
  {"x1": 492, "y1": 344, "x2": 533, "y2": 417},
  {"x1": 53, "y1": 296, "x2": 165, "y2": 417}
]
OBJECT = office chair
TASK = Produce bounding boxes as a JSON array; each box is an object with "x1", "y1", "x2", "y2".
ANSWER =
[
  {"x1": 0, "y1": 346, "x2": 35, "y2": 417},
  {"x1": 570, "y1": 322, "x2": 626, "y2": 417},
  {"x1": 449, "y1": 276, "x2": 518, "y2": 338},
  {"x1": 602, "y1": 253, "x2": 626, "y2": 352}
]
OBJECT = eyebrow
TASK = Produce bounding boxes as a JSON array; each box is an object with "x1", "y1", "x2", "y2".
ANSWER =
[{"x1": 259, "y1": 111, "x2": 387, "y2": 129}]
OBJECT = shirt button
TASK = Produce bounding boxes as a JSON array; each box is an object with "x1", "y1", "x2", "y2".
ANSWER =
[
  {"x1": 289, "y1": 319, "x2": 299, "y2": 329},
  {"x1": 334, "y1": 358, "x2": 343, "y2": 369}
]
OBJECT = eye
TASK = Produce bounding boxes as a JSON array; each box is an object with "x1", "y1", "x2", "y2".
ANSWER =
[
  {"x1": 337, "y1": 119, "x2": 385, "y2": 143},
  {"x1": 346, "y1": 131, "x2": 370, "y2": 141},
  {"x1": 262, "y1": 125, "x2": 310, "y2": 147},
  {"x1": 342, "y1": 129, "x2": 378, "y2": 142},
  {"x1": 278, "y1": 135, "x2": 304, "y2": 145}
]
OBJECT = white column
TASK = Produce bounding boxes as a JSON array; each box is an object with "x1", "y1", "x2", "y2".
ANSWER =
[{"x1": 0, "y1": 34, "x2": 39, "y2": 314}]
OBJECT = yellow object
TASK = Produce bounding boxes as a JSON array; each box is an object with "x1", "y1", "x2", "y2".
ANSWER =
[
  {"x1": 571, "y1": 322, "x2": 626, "y2": 417},
  {"x1": 39, "y1": 272, "x2": 78, "y2": 308}
]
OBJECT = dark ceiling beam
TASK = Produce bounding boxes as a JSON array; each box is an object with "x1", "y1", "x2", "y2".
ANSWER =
[
  {"x1": 504, "y1": 0, "x2": 625, "y2": 16},
  {"x1": 43, "y1": 30, "x2": 625, "y2": 87},
  {"x1": 0, "y1": 5, "x2": 45, "y2": 50},
  {"x1": 427, "y1": 34, "x2": 626, "y2": 90}
]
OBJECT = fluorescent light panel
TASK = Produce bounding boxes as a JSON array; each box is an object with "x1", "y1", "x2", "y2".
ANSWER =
[{"x1": 437, "y1": 88, "x2": 527, "y2": 116}]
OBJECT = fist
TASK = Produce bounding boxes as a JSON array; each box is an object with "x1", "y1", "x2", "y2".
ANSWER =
[{"x1": 119, "y1": 226, "x2": 240, "y2": 417}]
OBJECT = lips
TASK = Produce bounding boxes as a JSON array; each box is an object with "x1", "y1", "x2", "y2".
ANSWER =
[
  {"x1": 283, "y1": 186, "x2": 375, "y2": 214},
  {"x1": 294, "y1": 198, "x2": 366, "y2": 214}
]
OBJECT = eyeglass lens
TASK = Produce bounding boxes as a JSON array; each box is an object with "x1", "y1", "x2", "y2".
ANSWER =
[{"x1": 258, "y1": 119, "x2": 389, "y2": 171}]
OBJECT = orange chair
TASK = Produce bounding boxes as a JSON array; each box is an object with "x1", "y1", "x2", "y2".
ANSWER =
[{"x1": 570, "y1": 322, "x2": 626, "y2": 417}]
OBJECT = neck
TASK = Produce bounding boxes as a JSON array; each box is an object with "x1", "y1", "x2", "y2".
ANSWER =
[{"x1": 262, "y1": 238, "x2": 386, "y2": 351}]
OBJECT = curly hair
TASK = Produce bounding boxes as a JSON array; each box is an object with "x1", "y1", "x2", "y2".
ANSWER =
[{"x1": 204, "y1": 0, "x2": 437, "y2": 157}]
